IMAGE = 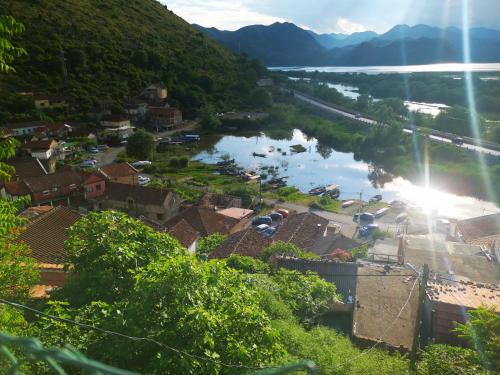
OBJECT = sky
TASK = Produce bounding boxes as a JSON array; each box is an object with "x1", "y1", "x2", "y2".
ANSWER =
[{"x1": 162, "y1": 0, "x2": 500, "y2": 34}]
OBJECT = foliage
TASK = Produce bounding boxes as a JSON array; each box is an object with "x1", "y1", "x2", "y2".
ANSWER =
[
  {"x1": 310, "y1": 194, "x2": 341, "y2": 213},
  {"x1": 225, "y1": 255, "x2": 270, "y2": 273},
  {"x1": 125, "y1": 129, "x2": 154, "y2": 160},
  {"x1": 349, "y1": 244, "x2": 369, "y2": 260},
  {"x1": 196, "y1": 233, "x2": 227, "y2": 257},
  {"x1": 261, "y1": 241, "x2": 319, "y2": 262},
  {"x1": 59, "y1": 211, "x2": 186, "y2": 306},
  {"x1": 200, "y1": 103, "x2": 221, "y2": 129},
  {"x1": 272, "y1": 319, "x2": 410, "y2": 375},
  {"x1": 1, "y1": 0, "x2": 265, "y2": 118},
  {"x1": 225, "y1": 184, "x2": 257, "y2": 207},
  {"x1": 453, "y1": 307, "x2": 500, "y2": 372},
  {"x1": 0, "y1": 15, "x2": 26, "y2": 73},
  {"x1": 417, "y1": 344, "x2": 487, "y2": 375}
]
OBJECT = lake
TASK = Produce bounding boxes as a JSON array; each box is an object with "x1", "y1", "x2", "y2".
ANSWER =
[
  {"x1": 194, "y1": 130, "x2": 499, "y2": 219},
  {"x1": 271, "y1": 63, "x2": 500, "y2": 74}
]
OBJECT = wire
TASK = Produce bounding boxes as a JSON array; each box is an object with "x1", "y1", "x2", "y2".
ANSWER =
[
  {"x1": 326, "y1": 276, "x2": 419, "y2": 371},
  {"x1": 243, "y1": 271, "x2": 418, "y2": 277},
  {"x1": 0, "y1": 298, "x2": 273, "y2": 371}
]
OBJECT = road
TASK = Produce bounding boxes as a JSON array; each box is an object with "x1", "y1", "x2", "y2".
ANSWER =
[{"x1": 293, "y1": 91, "x2": 500, "y2": 157}]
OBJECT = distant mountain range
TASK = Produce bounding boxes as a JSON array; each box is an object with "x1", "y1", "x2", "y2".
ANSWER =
[{"x1": 193, "y1": 22, "x2": 500, "y2": 67}]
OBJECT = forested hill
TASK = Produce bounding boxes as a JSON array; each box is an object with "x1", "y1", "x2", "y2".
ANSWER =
[{"x1": 1, "y1": 0, "x2": 265, "y2": 117}]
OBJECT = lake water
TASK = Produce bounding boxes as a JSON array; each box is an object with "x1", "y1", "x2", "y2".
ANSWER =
[
  {"x1": 194, "y1": 130, "x2": 499, "y2": 219},
  {"x1": 272, "y1": 63, "x2": 500, "y2": 74}
]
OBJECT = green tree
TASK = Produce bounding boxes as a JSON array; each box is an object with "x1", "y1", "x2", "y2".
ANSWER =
[
  {"x1": 126, "y1": 129, "x2": 155, "y2": 160},
  {"x1": 261, "y1": 241, "x2": 319, "y2": 262},
  {"x1": 200, "y1": 104, "x2": 221, "y2": 129},
  {"x1": 196, "y1": 233, "x2": 227, "y2": 257},
  {"x1": 0, "y1": 15, "x2": 26, "y2": 73},
  {"x1": 251, "y1": 88, "x2": 272, "y2": 109},
  {"x1": 417, "y1": 344, "x2": 486, "y2": 375},
  {"x1": 60, "y1": 211, "x2": 186, "y2": 306},
  {"x1": 374, "y1": 104, "x2": 396, "y2": 125},
  {"x1": 454, "y1": 307, "x2": 500, "y2": 372}
]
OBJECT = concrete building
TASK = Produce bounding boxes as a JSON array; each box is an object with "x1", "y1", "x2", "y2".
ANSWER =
[
  {"x1": 148, "y1": 107, "x2": 182, "y2": 130},
  {"x1": 22, "y1": 139, "x2": 58, "y2": 160},
  {"x1": 100, "y1": 114, "x2": 131, "y2": 128},
  {"x1": 5, "y1": 121, "x2": 49, "y2": 137}
]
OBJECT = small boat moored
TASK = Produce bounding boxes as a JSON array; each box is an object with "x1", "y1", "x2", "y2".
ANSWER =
[{"x1": 309, "y1": 186, "x2": 326, "y2": 196}]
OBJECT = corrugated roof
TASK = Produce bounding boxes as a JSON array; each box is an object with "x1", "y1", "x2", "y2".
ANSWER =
[
  {"x1": 18, "y1": 206, "x2": 81, "y2": 264},
  {"x1": 427, "y1": 281, "x2": 500, "y2": 312}
]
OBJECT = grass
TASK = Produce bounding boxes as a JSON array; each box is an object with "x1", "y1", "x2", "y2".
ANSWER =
[
  {"x1": 310, "y1": 195, "x2": 341, "y2": 213},
  {"x1": 264, "y1": 187, "x2": 319, "y2": 206}
]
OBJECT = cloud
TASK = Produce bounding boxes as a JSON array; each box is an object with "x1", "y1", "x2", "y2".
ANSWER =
[
  {"x1": 334, "y1": 17, "x2": 367, "y2": 34},
  {"x1": 164, "y1": 0, "x2": 285, "y2": 30}
]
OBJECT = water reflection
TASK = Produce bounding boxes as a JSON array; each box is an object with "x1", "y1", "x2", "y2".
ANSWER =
[{"x1": 193, "y1": 129, "x2": 499, "y2": 219}]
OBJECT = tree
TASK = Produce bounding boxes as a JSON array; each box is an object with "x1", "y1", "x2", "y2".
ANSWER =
[
  {"x1": 200, "y1": 104, "x2": 221, "y2": 129},
  {"x1": 417, "y1": 344, "x2": 486, "y2": 375},
  {"x1": 0, "y1": 15, "x2": 26, "y2": 73},
  {"x1": 250, "y1": 88, "x2": 272, "y2": 109},
  {"x1": 454, "y1": 307, "x2": 500, "y2": 372},
  {"x1": 196, "y1": 233, "x2": 227, "y2": 257},
  {"x1": 261, "y1": 241, "x2": 318, "y2": 262},
  {"x1": 126, "y1": 129, "x2": 154, "y2": 160},
  {"x1": 60, "y1": 211, "x2": 186, "y2": 306},
  {"x1": 374, "y1": 104, "x2": 396, "y2": 125}
]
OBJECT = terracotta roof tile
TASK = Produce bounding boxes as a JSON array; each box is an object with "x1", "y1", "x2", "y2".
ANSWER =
[
  {"x1": 274, "y1": 212, "x2": 329, "y2": 251},
  {"x1": 104, "y1": 182, "x2": 172, "y2": 206},
  {"x1": 18, "y1": 206, "x2": 81, "y2": 264},
  {"x1": 166, "y1": 206, "x2": 240, "y2": 237},
  {"x1": 23, "y1": 170, "x2": 83, "y2": 192},
  {"x1": 4, "y1": 180, "x2": 31, "y2": 196},
  {"x1": 168, "y1": 219, "x2": 199, "y2": 248},
  {"x1": 8, "y1": 158, "x2": 47, "y2": 179},
  {"x1": 98, "y1": 163, "x2": 137, "y2": 179},
  {"x1": 209, "y1": 228, "x2": 271, "y2": 259},
  {"x1": 456, "y1": 214, "x2": 500, "y2": 242},
  {"x1": 22, "y1": 140, "x2": 56, "y2": 150}
]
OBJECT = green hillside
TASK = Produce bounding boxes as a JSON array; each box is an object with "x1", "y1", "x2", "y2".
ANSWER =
[{"x1": 0, "y1": 0, "x2": 264, "y2": 119}]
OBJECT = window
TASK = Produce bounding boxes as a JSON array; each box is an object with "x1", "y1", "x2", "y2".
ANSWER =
[
  {"x1": 69, "y1": 184, "x2": 77, "y2": 190},
  {"x1": 52, "y1": 187, "x2": 58, "y2": 192},
  {"x1": 96, "y1": 184, "x2": 101, "y2": 191},
  {"x1": 86, "y1": 186, "x2": 93, "y2": 193},
  {"x1": 42, "y1": 190, "x2": 50, "y2": 196},
  {"x1": 157, "y1": 213, "x2": 164, "y2": 221}
]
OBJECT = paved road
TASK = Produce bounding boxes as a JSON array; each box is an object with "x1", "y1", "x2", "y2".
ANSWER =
[{"x1": 293, "y1": 92, "x2": 500, "y2": 157}]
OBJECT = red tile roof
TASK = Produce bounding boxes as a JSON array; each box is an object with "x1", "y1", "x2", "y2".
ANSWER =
[
  {"x1": 4, "y1": 180, "x2": 31, "y2": 196},
  {"x1": 104, "y1": 182, "x2": 172, "y2": 206},
  {"x1": 84, "y1": 173, "x2": 105, "y2": 185},
  {"x1": 274, "y1": 212, "x2": 329, "y2": 251},
  {"x1": 98, "y1": 163, "x2": 138, "y2": 179},
  {"x1": 23, "y1": 170, "x2": 83, "y2": 193},
  {"x1": 18, "y1": 206, "x2": 81, "y2": 264},
  {"x1": 209, "y1": 228, "x2": 271, "y2": 259},
  {"x1": 168, "y1": 219, "x2": 199, "y2": 248},
  {"x1": 22, "y1": 140, "x2": 56, "y2": 150},
  {"x1": 456, "y1": 214, "x2": 500, "y2": 242},
  {"x1": 8, "y1": 158, "x2": 47, "y2": 179},
  {"x1": 166, "y1": 206, "x2": 240, "y2": 237}
]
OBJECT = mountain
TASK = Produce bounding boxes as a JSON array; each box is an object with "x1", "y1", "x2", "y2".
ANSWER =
[
  {"x1": 309, "y1": 30, "x2": 378, "y2": 49},
  {"x1": 196, "y1": 22, "x2": 500, "y2": 66},
  {"x1": 194, "y1": 22, "x2": 323, "y2": 66},
  {"x1": 1, "y1": 0, "x2": 265, "y2": 117}
]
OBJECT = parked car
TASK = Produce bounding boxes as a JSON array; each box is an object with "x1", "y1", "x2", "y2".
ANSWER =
[
  {"x1": 80, "y1": 160, "x2": 96, "y2": 168},
  {"x1": 353, "y1": 212, "x2": 375, "y2": 225},
  {"x1": 270, "y1": 212, "x2": 283, "y2": 222},
  {"x1": 395, "y1": 212, "x2": 408, "y2": 224},
  {"x1": 435, "y1": 218, "x2": 451, "y2": 234},
  {"x1": 370, "y1": 194, "x2": 382, "y2": 202},
  {"x1": 390, "y1": 200, "x2": 406, "y2": 209},
  {"x1": 359, "y1": 224, "x2": 379, "y2": 237},
  {"x1": 97, "y1": 144, "x2": 109, "y2": 151},
  {"x1": 132, "y1": 160, "x2": 152, "y2": 168},
  {"x1": 255, "y1": 224, "x2": 270, "y2": 233},
  {"x1": 452, "y1": 137, "x2": 464, "y2": 145},
  {"x1": 261, "y1": 227, "x2": 277, "y2": 237},
  {"x1": 138, "y1": 175, "x2": 151, "y2": 186},
  {"x1": 252, "y1": 216, "x2": 272, "y2": 226},
  {"x1": 88, "y1": 147, "x2": 99, "y2": 153}
]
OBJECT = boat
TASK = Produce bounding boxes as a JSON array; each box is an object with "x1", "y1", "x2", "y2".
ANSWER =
[
  {"x1": 252, "y1": 152, "x2": 266, "y2": 158},
  {"x1": 342, "y1": 200, "x2": 355, "y2": 208},
  {"x1": 309, "y1": 186, "x2": 326, "y2": 195},
  {"x1": 370, "y1": 194, "x2": 383, "y2": 202},
  {"x1": 290, "y1": 144, "x2": 306, "y2": 153}
]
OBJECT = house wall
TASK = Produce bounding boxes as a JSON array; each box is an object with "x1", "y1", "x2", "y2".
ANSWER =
[
  {"x1": 101, "y1": 119, "x2": 131, "y2": 128},
  {"x1": 32, "y1": 184, "x2": 78, "y2": 203},
  {"x1": 30, "y1": 149, "x2": 53, "y2": 160},
  {"x1": 229, "y1": 219, "x2": 249, "y2": 234},
  {"x1": 12, "y1": 127, "x2": 43, "y2": 136},
  {"x1": 188, "y1": 240, "x2": 197, "y2": 254},
  {"x1": 84, "y1": 181, "x2": 106, "y2": 199},
  {"x1": 110, "y1": 174, "x2": 138, "y2": 185},
  {"x1": 428, "y1": 301, "x2": 469, "y2": 346},
  {"x1": 39, "y1": 268, "x2": 67, "y2": 287}
]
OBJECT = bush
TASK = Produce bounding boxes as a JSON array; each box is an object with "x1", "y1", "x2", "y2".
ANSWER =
[
  {"x1": 169, "y1": 157, "x2": 179, "y2": 168},
  {"x1": 178, "y1": 156, "x2": 189, "y2": 168}
]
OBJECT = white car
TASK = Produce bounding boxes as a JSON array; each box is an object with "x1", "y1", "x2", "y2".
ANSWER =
[
  {"x1": 80, "y1": 160, "x2": 96, "y2": 168},
  {"x1": 132, "y1": 160, "x2": 152, "y2": 168},
  {"x1": 138, "y1": 175, "x2": 151, "y2": 186}
]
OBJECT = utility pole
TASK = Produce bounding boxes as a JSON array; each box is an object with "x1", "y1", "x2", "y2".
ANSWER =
[{"x1": 410, "y1": 264, "x2": 429, "y2": 372}]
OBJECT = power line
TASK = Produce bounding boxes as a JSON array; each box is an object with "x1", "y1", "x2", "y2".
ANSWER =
[
  {"x1": 0, "y1": 298, "x2": 274, "y2": 371},
  {"x1": 324, "y1": 276, "x2": 420, "y2": 372}
]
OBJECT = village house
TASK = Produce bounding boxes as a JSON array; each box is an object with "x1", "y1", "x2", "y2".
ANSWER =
[
  {"x1": 5, "y1": 157, "x2": 49, "y2": 180},
  {"x1": 424, "y1": 280, "x2": 500, "y2": 346},
  {"x1": 454, "y1": 213, "x2": 500, "y2": 256},
  {"x1": 124, "y1": 101, "x2": 148, "y2": 121},
  {"x1": 100, "y1": 114, "x2": 131, "y2": 128},
  {"x1": 198, "y1": 192, "x2": 242, "y2": 210},
  {"x1": 141, "y1": 84, "x2": 168, "y2": 101},
  {"x1": 148, "y1": 106, "x2": 182, "y2": 131},
  {"x1": 83, "y1": 173, "x2": 106, "y2": 199},
  {"x1": 216, "y1": 207, "x2": 253, "y2": 221},
  {"x1": 2, "y1": 169, "x2": 84, "y2": 206},
  {"x1": 4, "y1": 120, "x2": 49, "y2": 137},
  {"x1": 34, "y1": 94, "x2": 67, "y2": 109},
  {"x1": 22, "y1": 139, "x2": 58, "y2": 160},
  {"x1": 167, "y1": 219, "x2": 199, "y2": 253},
  {"x1": 93, "y1": 182, "x2": 181, "y2": 223},
  {"x1": 98, "y1": 162, "x2": 138, "y2": 185},
  {"x1": 17, "y1": 206, "x2": 81, "y2": 297}
]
